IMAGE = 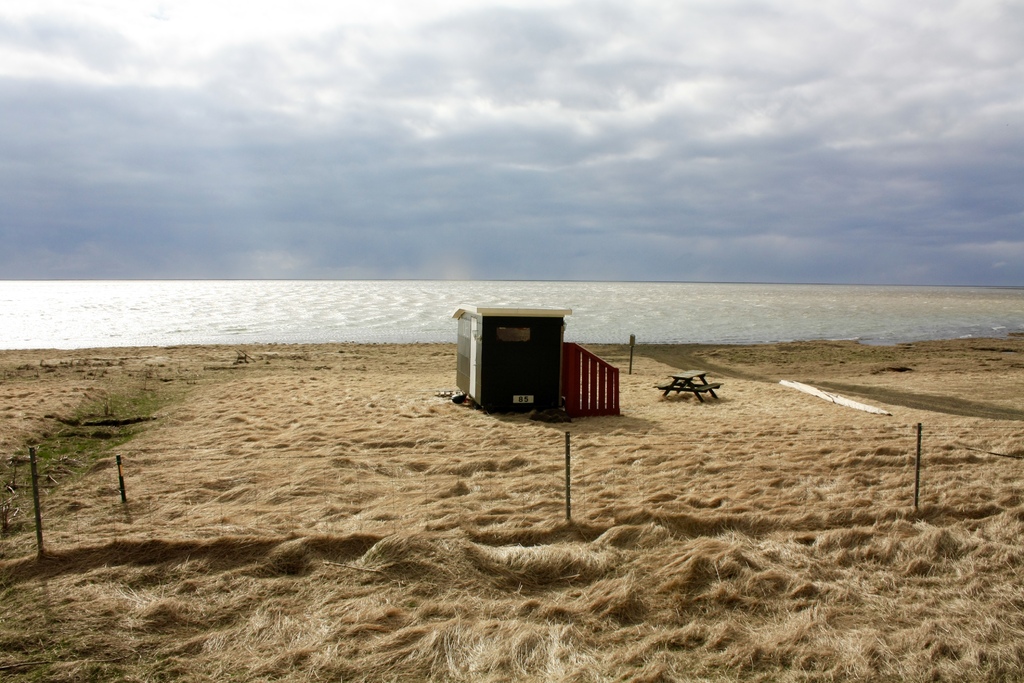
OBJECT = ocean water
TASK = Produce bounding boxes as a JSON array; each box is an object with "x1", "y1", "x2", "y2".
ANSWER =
[{"x1": 0, "y1": 280, "x2": 1022, "y2": 350}]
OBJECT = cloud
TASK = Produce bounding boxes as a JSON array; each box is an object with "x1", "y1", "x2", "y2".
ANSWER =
[
  {"x1": 0, "y1": 1, "x2": 1022, "y2": 284},
  {"x1": 0, "y1": 15, "x2": 135, "y2": 78}
]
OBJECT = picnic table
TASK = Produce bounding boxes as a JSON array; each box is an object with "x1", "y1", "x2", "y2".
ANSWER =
[{"x1": 656, "y1": 370, "x2": 722, "y2": 402}]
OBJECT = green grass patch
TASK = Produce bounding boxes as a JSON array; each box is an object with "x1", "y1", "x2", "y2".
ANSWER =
[{"x1": 2, "y1": 381, "x2": 184, "y2": 538}]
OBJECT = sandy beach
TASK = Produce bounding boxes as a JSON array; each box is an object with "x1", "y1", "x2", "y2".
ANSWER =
[{"x1": 2, "y1": 338, "x2": 1024, "y2": 681}]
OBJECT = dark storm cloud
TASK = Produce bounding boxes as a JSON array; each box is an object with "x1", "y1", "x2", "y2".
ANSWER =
[{"x1": 0, "y1": 2, "x2": 1021, "y2": 283}]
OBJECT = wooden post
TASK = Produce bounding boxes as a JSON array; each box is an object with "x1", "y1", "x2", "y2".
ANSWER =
[
  {"x1": 914, "y1": 423, "x2": 922, "y2": 510},
  {"x1": 564, "y1": 432, "x2": 571, "y2": 522},
  {"x1": 116, "y1": 454, "x2": 127, "y2": 503},
  {"x1": 628, "y1": 334, "x2": 635, "y2": 375},
  {"x1": 29, "y1": 446, "x2": 44, "y2": 558}
]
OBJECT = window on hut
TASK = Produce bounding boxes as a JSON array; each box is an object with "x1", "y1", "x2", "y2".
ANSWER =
[{"x1": 496, "y1": 326, "x2": 531, "y2": 342}]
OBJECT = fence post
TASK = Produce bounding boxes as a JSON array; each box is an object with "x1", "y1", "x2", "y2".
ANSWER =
[
  {"x1": 116, "y1": 454, "x2": 127, "y2": 503},
  {"x1": 914, "y1": 423, "x2": 922, "y2": 510},
  {"x1": 564, "y1": 432, "x2": 571, "y2": 522},
  {"x1": 29, "y1": 446, "x2": 44, "y2": 558},
  {"x1": 629, "y1": 334, "x2": 635, "y2": 375}
]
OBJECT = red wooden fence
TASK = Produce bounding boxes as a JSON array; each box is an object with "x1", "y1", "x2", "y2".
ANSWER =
[{"x1": 562, "y1": 343, "x2": 620, "y2": 417}]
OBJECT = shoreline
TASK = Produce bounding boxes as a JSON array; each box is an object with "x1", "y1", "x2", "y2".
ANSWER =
[{"x1": 3, "y1": 328, "x2": 1023, "y2": 354}]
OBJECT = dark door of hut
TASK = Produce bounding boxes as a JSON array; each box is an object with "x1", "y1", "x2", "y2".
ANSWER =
[{"x1": 481, "y1": 315, "x2": 563, "y2": 410}]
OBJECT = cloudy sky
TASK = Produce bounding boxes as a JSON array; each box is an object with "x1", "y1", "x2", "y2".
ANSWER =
[{"x1": 2, "y1": 0, "x2": 1022, "y2": 284}]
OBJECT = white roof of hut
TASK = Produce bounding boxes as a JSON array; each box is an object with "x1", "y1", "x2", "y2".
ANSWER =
[{"x1": 452, "y1": 306, "x2": 572, "y2": 319}]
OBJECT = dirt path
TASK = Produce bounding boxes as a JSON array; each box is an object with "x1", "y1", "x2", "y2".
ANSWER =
[{"x1": 809, "y1": 381, "x2": 1024, "y2": 421}]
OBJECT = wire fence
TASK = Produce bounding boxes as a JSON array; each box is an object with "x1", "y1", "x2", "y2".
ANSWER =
[{"x1": 3, "y1": 421, "x2": 1023, "y2": 557}]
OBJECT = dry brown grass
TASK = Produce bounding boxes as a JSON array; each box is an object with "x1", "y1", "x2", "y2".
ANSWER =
[{"x1": 2, "y1": 338, "x2": 1024, "y2": 681}]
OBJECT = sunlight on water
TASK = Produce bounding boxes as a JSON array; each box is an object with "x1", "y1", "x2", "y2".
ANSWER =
[{"x1": 0, "y1": 280, "x2": 1022, "y2": 349}]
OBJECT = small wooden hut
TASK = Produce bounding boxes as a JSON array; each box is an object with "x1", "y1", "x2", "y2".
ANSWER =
[
  {"x1": 452, "y1": 306, "x2": 570, "y2": 412},
  {"x1": 452, "y1": 305, "x2": 620, "y2": 417}
]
